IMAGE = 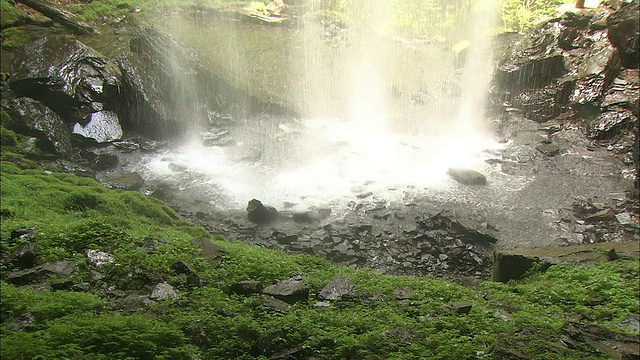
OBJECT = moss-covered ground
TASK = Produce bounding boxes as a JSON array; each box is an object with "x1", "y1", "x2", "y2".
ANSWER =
[{"x1": 1, "y1": 122, "x2": 638, "y2": 360}]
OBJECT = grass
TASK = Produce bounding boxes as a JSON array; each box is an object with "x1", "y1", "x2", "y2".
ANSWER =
[{"x1": 1, "y1": 124, "x2": 638, "y2": 359}]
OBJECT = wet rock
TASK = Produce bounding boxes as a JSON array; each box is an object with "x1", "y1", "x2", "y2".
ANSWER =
[
  {"x1": 262, "y1": 277, "x2": 309, "y2": 304},
  {"x1": 150, "y1": 282, "x2": 178, "y2": 300},
  {"x1": 492, "y1": 251, "x2": 556, "y2": 283},
  {"x1": 607, "y1": 1, "x2": 640, "y2": 69},
  {"x1": 291, "y1": 209, "x2": 321, "y2": 223},
  {"x1": 317, "y1": 275, "x2": 356, "y2": 301},
  {"x1": 7, "y1": 242, "x2": 39, "y2": 269},
  {"x1": 72, "y1": 110, "x2": 123, "y2": 143},
  {"x1": 510, "y1": 81, "x2": 573, "y2": 121},
  {"x1": 447, "y1": 168, "x2": 486, "y2": 185},
  {"x1": 201, "y1": 129, "x2": 234, "y2": 147},
  {"x1": 99, "y1": 171, "x2": 144, "y2": 190},
  {"x1": 190, "y1": 238, "x2": 224, "y2": 268},
  {"x1": 5, "y1": 97, "x2": 73, "y2": 158},
  {"x1": 168, "y1": 163, "x2": 188, "y2": 172},
  {"x1": 535, "y1": 141, "x2": 561, "y2": 156},
  {"x1": 247, "y1": 199, "x2": 279, "y2": 224},
  {"x1": 584, "y1": 208, "x2": 615, "y2": 222},
  {"x1": 117, "y1": 26, "x2": 283, "y2": 139},
  {"x1": 85, "y1": 249, "x2": 114, "y2": 269},
  {"x1": 230, "y1": 280, "x2": 263, "y2": 296},
  {"x1": 587, "y1": 108, "x2": 636, "y2": 140},
  {"x1": 4, "y1": 261, "x2": 76, "y2": 285},
  {"x1": 9, "y1": 35, "x2": 122, "y2": 124}
]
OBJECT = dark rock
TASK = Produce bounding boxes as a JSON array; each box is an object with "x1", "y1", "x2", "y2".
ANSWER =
[
  {"x1": 292, "y1": 209, "x2": 321, "y2": 223},
  {"x1": 4, "y1": 260, "x2": 76, "y2": 285},
  {"x1": 317, "y1": 275, "x2": 356, "y2": 301},
  {"x1": 447, "y1": 168, "x2": 487, "y2": 185},
  {"x1": 10, "y1": 228, "x2": 36, "y2": 240},
  {"x1": 607, "y1": 1, "x2": 640, "y2": 69},
  {"x1": 5, "y1": 97, "x2": 74, "y2": 158},
  {"x1": 190, "y1": 238, "x2": 224, "y2": 268},
  {"x1": 261, "y1": 296, "x2": 291, "y2": 313},
  {"x1": 172, "y1": 261, "x2": 202, "y2": 287},
  {"x1": 6, "y1": 313, "x2": 34, "y2": 333},
  {"x1": 448, "y1": 301, "x2": 473, "y2": 314},
  {"x1": 9, "y1": 35, "x2": 122, "y2": 124},
  {"x1": 247, "y1": 199, "x2": 279, "y2": 224},
  {"x1": 117, "y1": 26, "x2": 286, "y2": 139},
  {"x1": 98, "y1": 171, "x2": 144, "y2": 190},
  {"x1": 562, "y1": 321, "x2": 640, "y2": 359},
  {"x1": 535, "y1": 141, "x2": 561, "y2": 156},
  {"x1": 7, "y1": 242, "x2": 39, "y2": 269},
  {"x1": 262, "y1": 278, "x2": 309, "y2": 304},
  {"x1": 72, "y1": 110, "x2": 123, "y2": 143},
  {"x1": 510, "y1": 81, "x2": 573, "y2": 121},
  {"x1": 492, "y1": 251, "x2": 555, "y2": 283},
  {"x1": 93, "y1": 153, "x2": 119, "y2": 170},
  {"x1": 230, "y1": 280, "x2": 263, "y2": 295},
  {"x1": 588, "y1": 108, "x2": 636, "y2": 140}
]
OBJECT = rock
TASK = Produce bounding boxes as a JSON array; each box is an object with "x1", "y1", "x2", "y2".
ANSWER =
[
  {"x1": 85, "y1": 249, "x2": 114, "y2": 269},
  {"x1": 247, "y1": 199, "x2": 279, "y2": 224},
  {"x1": 10, "y1": 228, "x2": 36, "y2": 240},
  {"x1": 562, "y1": 321, "x2": 640, "y2": 359},
  {"x1": 291, "y1": 209, "x2": 321, "y2": 223},
  {"x1": 99, "y1": 171, "x2": 145, "y2": 190},
  {"x1": 262, "y1": 278, "x2": 309, "y2": 304},
  {"x1": 150, "y1": 282, "x2": 178, "y2": 300},
  {"x1": 117, "y1": 26, "x2": 284, "y2": 139},
  {"x1": 6, "y1": 313, "x2": 34, "y2": 333},
  {"x1": 392, "y1": 287, "x2": 413, "y2": 300},
  {"x1": 72, "y1": 110, "x2": 123, "y2": 143},
  {"x1": 382, "y1": 327, "x2": 421, "y2": 341},
  {"x1": 261, "y1": 296, "x2": 291, "y2": 313},
  {"x1": 7, "y1": 242, "x2": 39, "y2": 269},
  {"x1": 230, "y1": 280, "x2": 263, "y2": 295},
  {"x1": 607, "y1": 249, "x2": 619, "y2": 261},
  {"x1": 447, "y1": 301, "x2": 473, "y2": 314},
  {"x1": 190, "y1": 238, "x2": 224, "y2": 268},
  {"x1": 317, "y1": 275, "x2": 356, "y2": 301},
  {"x1": 510, "y1": 81, "x2": 573, "y2": 122},
  {"x1": 587, "y1": 108, "x2": 636, "y2": 140},
  {"x1": 9, "y1": 35, "x2": 122, "y2": 124},
  {"x1": 4, "y1": 261, "x2": 76, "y2": 285},
  {"x1": 447, "y1": 168, "x2": 487, "y2": 185},
  {"x1": 5, "y1": 97, "x2": 74, "y2": 158},
  {"x1": 607, "y1": 1, "x2": 640, "y2": 69},
  {"x1": 492, "y1": 242, "x2": 640, "y2": 283},
  {"x1": 172, "y1": 261, "x2": 202, "y2": 287},
  {"x1": 535, "y1": 141, "x2": 561, "y2": 156},
  {"x1": 584, "y1": 208, "x2": 615, "y2": 222}
]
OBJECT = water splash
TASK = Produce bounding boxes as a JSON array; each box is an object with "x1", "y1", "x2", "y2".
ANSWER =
[{"x1": 142, "y1": 1, "x2": 503, "y2": 210}]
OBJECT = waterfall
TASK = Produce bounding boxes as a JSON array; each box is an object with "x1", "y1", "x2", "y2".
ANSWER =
[{"x1": 144, "y1": 0, "x2": 502, "y2": 210}]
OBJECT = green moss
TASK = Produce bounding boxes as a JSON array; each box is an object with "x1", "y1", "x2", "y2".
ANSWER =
[
  {"x1": 0, "y1": 26, "x2": 33, "y2": 49},
  {"x1": 0, "y1": 0, "x2": 26, "y2": 28}
]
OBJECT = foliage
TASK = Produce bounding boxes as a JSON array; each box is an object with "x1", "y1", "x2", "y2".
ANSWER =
[
  {"x1": 1, "y1": 27, "x2": 33, "y2": 49},
  {"x1": 0, "y1": 0, "x2": 26, "y2": 28},
  {"x1": 496, "y1": 0, "x2": 573, "y2": 32}
]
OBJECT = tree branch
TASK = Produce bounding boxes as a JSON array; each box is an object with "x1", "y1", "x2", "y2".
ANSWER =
[{"x1": 14, "y1": 0, "x2": 100, "y2": 35}]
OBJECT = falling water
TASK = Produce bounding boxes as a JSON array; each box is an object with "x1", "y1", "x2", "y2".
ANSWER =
[{"x1": 140, "y1": 0, "x2": 503, "y2": 210}]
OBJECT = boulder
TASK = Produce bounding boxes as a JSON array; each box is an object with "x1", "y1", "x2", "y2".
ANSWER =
[
  {"x1": 230, "y1": 280, "x2": 263, "y2": 295},
  {"x1": 150, "y1": 282, "x2": 179, "y2": 300},
  {"x1": 98, "y1": 171, "x2": 144, "y2": 190},
  {"x1": 247, "y1": 199, "x2": 279, "y2": 224},
  {"x1": 5, "y1": 97, "x2": 73, "y2": 157},
  {"x1": 72, "y1": 110, "x2": 123, "y2": 143},
  {"x1": 447, "y1": 168, "x2": 487, "y2": 185},
  {"x1": 6, "y1": 242, "x2": 39, "y2": 269},
  {"x1": 190, "y1": 238, "x2": 224, "y2": 268},
  {"x1": 4, "y1": 260, "x2": 76, "y2": 285},
  {"x1": 588, "y1": 107, "x2": 636, "y2": 140},
  {"x1": 117, "y1": 26, "x2": 286, "y2": 139},
  {"x1": 317, "y1": 275, "x2": 356, "y2": 301},
  {"x1": 173, "y1": 260, "x2": 202, "y2": 287},
  {"x1": 262, "y1": 277, "x2": 309, "y2": 304},
  {"x1": 85, "y1": 249, "x2": 114, "y2": 269},
  {"x1": 607, "y1": 1, "x2": 640, "y2": 69},
  {"x1": 9, "y1": 35, "x2": 122, "y2": 124}
]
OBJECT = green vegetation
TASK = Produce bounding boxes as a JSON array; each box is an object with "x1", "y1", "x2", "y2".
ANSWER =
[{"x1": 1, "y1": 124, "x2": 638, "y2": 359}]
